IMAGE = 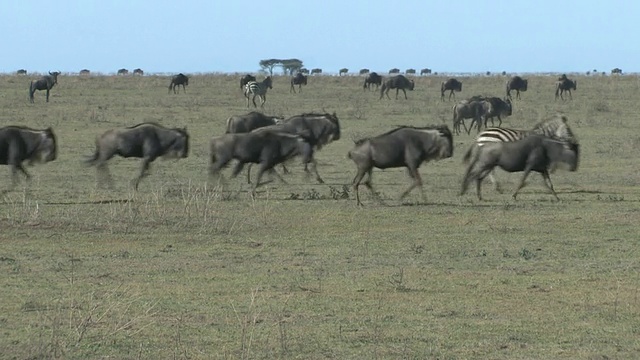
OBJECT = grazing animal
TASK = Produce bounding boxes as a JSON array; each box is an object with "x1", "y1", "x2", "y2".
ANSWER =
[
  {"x1": 359, "y1": 68, "x2": 370, "y2": 75},
  {"x1": 240, "y1": 74, "x2": 256, "y2": 90},
  {"x1": 290, "y1": 73, "x2": 308, "y2": 93},
  {"x1": 611, "y1": 68, "x2": 622, "y2": 75},
  {"x1": 441, "y1": 78, "x2": 463, "y2": 101},
  {"x1": 117, "y1": 68, "x2": 129, "y2": 75},
  {"x1": 348, "y1": 125, "x2": 453, "y2": 206},
  {"x1": 310, "y1": 68, "x2": 322, "y2": 75},
  {"x1": 555, "y1": 77, "x2": 577, "y2": 100},
  {"x1": 29, "y1": 71, "x2": 60, "y2": 103},
  {"x1": 133, "y1": 68, "x2": 144, "y2": 76},
  {"x1": 465, "y1": 115, "x2": 577, "y2": 192},
  {"x1": 380, "y1": 75, "x2": 415, "y2": 100},
  {"x1": 388, "y1": 68, "x2": 400, "y2": 74},
  {"x1": 243, "y1": 77, "x2": 273, "y2": 108},
  {"x1": 405, "y1": 69, "x2": 416, "y2": 75},
  {"x1": 168, "y1": 73, "x2": 189, "y2": 94},
  {"x1": 506, "y1": 76, "x2": 528, "y2": 100},
  {"x1": 225, "y1": 111, "x2": 283, "y2": 134},
  {"x1": 79, "y1": 69, "x2": 90, "y2": 76},
  {"x1": 339, "y1": 68, "x2": 348, "y2": 76},
  {"x1": 452, "y1": 100, "x2": 486, "y2": 135},
  {"x1": 363, "y1": 72, "x2": 383, "y2": 90},
  {"x1": 420, "y1": 68, "x2": 432, "y2": 75},
  {"x1": 84, "y1": 123, "x2": 189, "y2": 190},
  {"x1": 0, "y1": 126, "x2": 57, "y2": 192},
  {"x1": 460, "y1": 135, "x2": 579, "y2": 200},
  {"x1": 208, "y1": 130, "x2": 314, "y2": 196},
  {"x1": 16, "y1": 69, "x2": 27, "y2": 75}
]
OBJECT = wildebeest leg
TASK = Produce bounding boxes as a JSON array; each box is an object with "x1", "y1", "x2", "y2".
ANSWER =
[
  {"x1": 304, "y1": 159, "x2": 324, "y2": 184},
  {"x1": 402, "y1": 89, "x2": 408, "y2": 100},
  {"x1": 231, "y1": 162, "x2": 246, "y2": 178},
  {"x1": 400, "y1": 165, "x2": 422, "y2": 201},
  {"x1": 351, "y1": 168, "x2": 368, "y2": 206},
  {"x1": 46, "y1": 89, "x2": 50, "y2": 102},
  {"x1": 132, "y1": 158, "x2": 153, "y2": 190},
  {"x1": 512, "y1": 168, "x2": 533, "y2": 200},
  {"x1": 487, "y1": 171, "x2": 503, "y2": 193},
  {"x1": 541, "y1": 170, "x2": 559, "y2": 200}
]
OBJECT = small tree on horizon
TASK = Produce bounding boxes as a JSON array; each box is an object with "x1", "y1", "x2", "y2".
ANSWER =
[
  {"x1": 259, "y1": 58, "x2": 304, "y2": 75},
  {"x1": 259, "y1": 59, "x2": 280, "y2": 76}
]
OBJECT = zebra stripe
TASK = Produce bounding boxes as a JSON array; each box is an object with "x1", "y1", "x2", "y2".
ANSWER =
[
  {"x1": 244, "y1": 77, "x2": 272, "y2": 107},
  {"x1": 475, "y1": 115, "x2": 576, "y2": 146}
]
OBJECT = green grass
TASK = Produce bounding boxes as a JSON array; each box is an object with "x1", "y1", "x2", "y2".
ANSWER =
[{"x1": 1, "y1": 72, "x2": 639, "y2": 359}]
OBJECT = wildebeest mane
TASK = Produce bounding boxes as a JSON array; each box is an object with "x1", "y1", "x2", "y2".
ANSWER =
[{"x1": 353, "y1": 124, "x2": 450, "y2": 145}]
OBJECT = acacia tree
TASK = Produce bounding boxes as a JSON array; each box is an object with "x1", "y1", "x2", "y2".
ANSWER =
[{"x1": 259, "y1": 58, "x2": 304, "y2": 75}]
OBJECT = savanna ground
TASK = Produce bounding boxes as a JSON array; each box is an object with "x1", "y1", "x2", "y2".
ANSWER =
[{"x1": 1, "y1": 71, "x2": 639, "y2": 359}]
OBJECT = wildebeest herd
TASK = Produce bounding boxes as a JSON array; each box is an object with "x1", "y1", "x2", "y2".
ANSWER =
[{"x1": 5, "y1": 71, "x2": 583, "y2": 205}]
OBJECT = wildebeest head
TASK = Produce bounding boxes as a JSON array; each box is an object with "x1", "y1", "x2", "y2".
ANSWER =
[
  {"x1": 264, "y1": 76, "x2": 273, "y2": 89},
  {"x1": 164, "y1": 127, "x2": 189, "y2": 159},
  {"x1": 48, "y1": 71, "x2": 61, "y2": 85},
  {"x1": 435, "y1": 125, "x2": 454, "y2": 158},
  {"x1": 35, "y1": 127, "x2": 58, "y2": 162},
  {"x1": 408, "y1": 80, "x2": 415, "y2": 91}
]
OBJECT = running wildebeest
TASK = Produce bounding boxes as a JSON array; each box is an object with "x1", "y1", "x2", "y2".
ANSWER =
[
  {"x1": 460, "y1": 135, "x2": 579, "y2": 200},
  {"x1": 240, "y1": 74, "x2": 257, "y2": 90},
  {"x1": 359, "y1": 68, "x2": 370, "y2": 75},
  {"x1": 339, "y1": 68, "x2": 348, "y2": 76},
  {"x1": 133, "y1": 68, "x2": 144, "y2": 76},
  {"x1": 29, "y1": 71, "x2": 61, "y2": 103},
  {"x1": 363, "y1": 72, "x2": 383, "y2": 90},
  {"x1": 117, "y1": 68, "x2": 129, "y2": 75},
  {"x1": 506, "y1": 76, "x2": 528, "y2": 100},
  {"x1": 79, "y1": 69, "x2": 90, "y2": 76},
  {"x1": 380, "y1": 75, "x2": 415, "y2": 100},
  {"x1": 290, "y1": 72, "x2": 307, "y2": 93},
  {"x1": 168, "y1": 73, "x2": 189, "y2": 94},
  {"x1": 555, "y1": 77, "x2": 577, "y2": 100},
  {"x1": 225, "y1": 111, "x2": 283, "y2": 134},
  {"x1": 441, "y1": 78, "x2": 462, "y2": 101},
  {"x1": 388, "y1": 68, "x2": 400, "y2": 74},
  {"x1": 452, "y1": 100, "x2": 486, "y2": 135},
  {"x1": 348, "y1": 125, "x2": 454, "y2": 206},
  {"x1": 244, "y1": 77, "x2": 273, "y2": 108},
  {"x1": 0, "y1": 126, "x2": 57, "y2": 193},
  {"x1": 208, "y1": 130, "x2": 314, "y2": 197},
  {"x1": 16, "y1": 69, "x2": 27, "y2": 75},
  {"x1": 611, "y1": 68, "x2": 622, "y2": 75},
  {"x1": 420, "y1": 68, "x2": 432, "y2": 75},
  {"x1": 310, "y1": 68, "x2": 322, "y2": 75},
  {"x1": 85, "y1": 123, "x2": 189, "y2": 190}
]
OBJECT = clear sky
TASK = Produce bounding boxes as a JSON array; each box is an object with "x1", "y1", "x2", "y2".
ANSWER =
[{"x1": 2, "y1": 0, "x2": 637, "y2": 75}]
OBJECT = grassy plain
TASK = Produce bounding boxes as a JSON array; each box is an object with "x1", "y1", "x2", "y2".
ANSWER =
[{"x1": 1, "y1": 72, "x2": 639, "y2": 359}]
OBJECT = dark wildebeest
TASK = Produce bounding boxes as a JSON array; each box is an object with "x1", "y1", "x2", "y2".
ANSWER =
[
  {"x1": 388, "y1": 68, "x2": 400, "y2": 74},
  {"x1": 363, "y1": 72, "x2": 383, "y2": 90},
  {"x1": 339, "y1": 68, "x2": 348, "y2": 76},
  {"x1": 133, "y1": 68, "x2": 144, "y2": 76},
  {"x1": 460, "y1": 135, "x2": 579, "y2": 200},
  {"x1": 611, "y1": 68, "x2": 622, "y2": 75},
  {"x1": 16, "y1": 69, "x2": 27, "y2": 75},
  {"x1": 506, "y1": 76, "x2": 528, "y2": 100},
  {"x1": 240, "y1": 74, "x2": 257, "y2": 90},
  {"x1": 299, "y1": 68, "x2": 310, "y2": 75},
  {"x1": 405, "y1": 69, "x2": 416, "y2": 75},
  {"x1": 244, "y1": 77, "x2": 273, "y2": 108},
  {"x1": 29, "y1": 71, "x2": 61, "y2": 103},
  {"x1": 208, "y1": 130, "x2": 314, "y2": 197},
  {"x1": 420, "y1": 68, "x2": 432, "y2": 75},
  {"x1": 441, "y1": 78, "x2": 462, "y2": 101},
  {"x1": 168, "y1": 73, "x2": 189, "y2": 94},
  {"x1": 555, "y1": 77, "x2": 577, "y2": 100},
  {"x1": 452, "y1": 100, "x2": 486, "y2": 135},
  {"x1": 348, "y1": 125, "x2": 453, "y2": 206},
  {"x1": 117, "y1": 68, "x2": 129, "y2": 75},
  {"x1": 225, "y1": 111, "x2": 283, "y2": 134},
  {"x1": 84, "y1": 123, "x2": 189, "y2": 190},
  {"x1": 380, "y1": 75, "x2": 415, "y2": 100},
  {"x1": 0, "y1": 126, "x2": 57, "y2": 193},
  {"x1": 79, "y1": 69, "x2": 90, "y2": 76},
  {"x1": 470, "y1": 97, "x2": 512, "y2": 130},
  {"x1": 310, "y1": 68, "x2": 322, "y2": 75},
  {"x1": 290, "y1": 72, "x2": 308, "y2": 93},
  {"x1": 359, "y1": 68, "x2": 370, "y2": 75}
]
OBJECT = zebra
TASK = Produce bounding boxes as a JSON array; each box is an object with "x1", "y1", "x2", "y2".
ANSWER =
[
  {"x1": 244, "y1": 76, "x2": 273, "y2": 108},
  {"x1": 465, "y1": 115, "x2": 577, "y2": 192}
]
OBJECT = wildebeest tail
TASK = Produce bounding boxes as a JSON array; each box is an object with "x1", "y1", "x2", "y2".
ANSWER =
[{"x1": 84, "y1": 139, "x2": 101, "y2": 165}]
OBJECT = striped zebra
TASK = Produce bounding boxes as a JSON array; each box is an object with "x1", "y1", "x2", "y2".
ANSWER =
[
  {"x1": 244, "y1": 76, "x2": 273, "y2": 108},
  {"x1": 464, "y1": 115, "x2": 577, "y2": 192}
]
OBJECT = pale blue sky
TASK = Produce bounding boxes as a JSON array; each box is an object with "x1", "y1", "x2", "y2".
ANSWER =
[{"x1": 2, "y1": 1, "x2": 637, "y2": 75}]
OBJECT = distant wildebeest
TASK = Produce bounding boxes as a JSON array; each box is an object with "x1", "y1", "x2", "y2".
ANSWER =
[
  {"x1": 299, "y1": 68, "x2": 310, "y2": 75},
  {"x1": 452, "y1": 100, "x2": 486, "y2": 135},
  {"x1": 225, "y1": 111, "x2": 283, "y2": 134},
  {"x1": 420, "y1": 68, "x2": 432, "y2": 75},
  {"x1": 117, "y1": 68, "x2": 129, "y2": 75},
  {"x1": 441, "y1": 78, "x2": 462, "y2": 101},
  {"x1": 465, "y1": 115, "x2": 577, "y2": 193},
  {"x1": 359, "y1": 68, "x2": 370, "y2": 75},
  {"x1": 380, "y1": 75, "x2": 415, "y2": 100},
  {"x1": 290, "y1": 72, "x2": 308, "y2": 93},
  {"x1": 310, "y1": 68, "x2": 322, "y2": 75},
  {"x1": 16, "y1": 69, "x2": 27, "y2": 75},
  {"x1": 29, "y1": 71, "x2": 61, "y2": 103},
  {"x1": 168, "y1": 73, "x2": 189, "y2": 94},
  {"x1": 405, "y1": 69, "x2": 416, "y2": 75},
  {"x1": 85, "y1": 123, "x2": 189, "y2": 190},
  {"x1": 208, "y1": 130, "x2": 314, "y2": 196},
  {"x1": 240, "y1": 74, "x2": 256, "y2": 90},
  {"x1": 339, "y1": 68, "x2": 348, "y2": 76},
  {"x1": 0, "y1": 126, "x2": 57, "y2": 193},
  {"x1": 244, "y1": 77, "x2": 273, "y2": 108},
  {"x1": 555, "y1": 77, "x2": 577, "y2": 100},
  {"x1": 79, "y1": 69, "x2": 90, "y2": 76},
  {"x1": 133, "y1": 68, "x2": 144, "y2": 76},
  {"x1": 388, "y1": 68, "x2": 400, "y2": 74},
  {"x1": 460, "y1": 135, "x2": 579, "y2": 200},
  {"x1": 611, "y1": 68, "x2": 623, "y2": 75},
  {"x1": 363, "y1": 72, "x2": 383, "y2": 90},
  {"x1": 348, "y1": 125, "x2": 453, "y2": 206},
  {"x1": 506, "y1": 76, "x2": 528, "y2": 100}
]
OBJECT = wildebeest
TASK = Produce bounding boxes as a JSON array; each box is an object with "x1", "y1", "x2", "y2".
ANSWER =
[
  {"x1": 133, "y1": 68, "x2": 144, "y2": 76},
  {"x1": 359, "y1": 68, "x2": 370, "y2": 75},
  {"x1": 611, "y1": 68, "x2": 623, "y2": 75},
  {"x1": 388, "y1": 68, "x2": 400, "y2": 74},
  {"x1": 460, "y1": 135, "x2": 579, "y2": 200},
  {"x1": 420, "y1": 68, "x2": 432, "y2": 75},
  {"x1": 225, "y1": 111, "x2": 283, "y2": 134},
  {"x1": 339, "y1": 68, "x2": 348, "y2": 76},
  {"x1": 0, "y1": 126, "x2": 57, "y2": 192},
  {"x1": 16, "y1": 69, "x2": 27, "y2": 75},
  {"x1": 240, "y1": 74, "x2": 256, "y2": 90},
  {"x1": 452, "y1": 100, "x2": 486, "y2": 135},
  {"x1": 117, "y1": 68, "x2": 129, "y2": 75},
  {"x1": 244, "y1": 77, "x2": 273, "y2": 108},
  {"x1": 379, "y1": 75, "x2": 415, "y2": 100},
  {"x1": 506, "y1": 76, "x2": 528, "y2": 100},
  {"x1": 348, "y1": 125, "x2": 454, "y2": 206},
  {"x1": 29, "y1": 71, "x2": 61, "y2": 103},
  {"x1": 310, "y1": 68, "x2": 322, "y2": 75},
  {"x1": 441, "y1": 78, "x2": 462, "y2": 101},
  {"x1": 84, "y1": 123, "x2": 189, "y2": 190},
  {"x1": 290, "y1": 73, "x2": 307, "y2": 93},
  {"x1": 79, "y1": 69, "x2": 90, "y2": 76},
  {"x1": 405, "y1": 69, "x2": 416, "y2": 75},
  {"x1": 168, "y1": 73, "x2": 189, "y2": 94},
  {"x1": 473, "y1": 97, "x2": 512, "y2": 129},
  {"x1": 555, "y1": 77, "x2": 577, "y2": 100},
  {"x1": 208, "y1": 130, "x2": 314, "y2": 196},
  {"x1": 299, "y1": 68, "x2": 310, "y2": 75},
  {"x1": 363, "y1": 72, "x2": 383, "y2": 90}
]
